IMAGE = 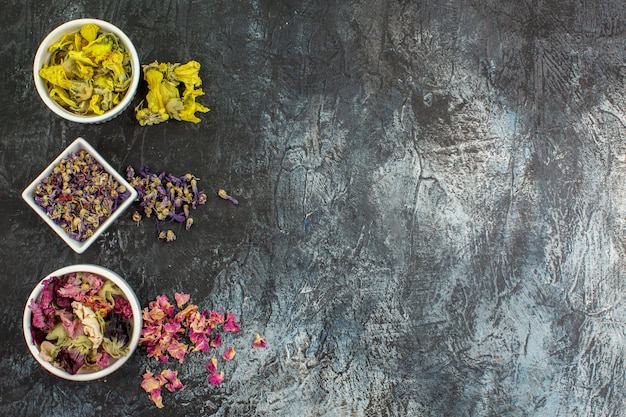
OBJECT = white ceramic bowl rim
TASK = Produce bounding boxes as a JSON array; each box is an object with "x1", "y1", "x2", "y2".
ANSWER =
[
  {"x1": 23, "y1": 264, "x2": 142, "y2": 381},
  {"x1": 33, "y1": 18, "x2": 140, "y2": 124}
]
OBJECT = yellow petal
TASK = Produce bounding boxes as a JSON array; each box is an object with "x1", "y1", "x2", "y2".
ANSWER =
[
  {"x1": 39, "y1": 65, "x2": 72, "y2": 89},
  {"x1": 89, "y1": 94, "x2": 105, "y2": 115},
  {"x1": 82, "y1": 41, "x2": 113, "y2": 63},
  {"x1": 73, "y1": 61, "x2": 94, "y2": 80},
  {"x1": 68, "y1": 50, "x2": 97, "y2": 67},
  {"x1": 102, "y1": 50, "x2": 125, "y2": 78},
  {"x1": 47, "y1": 33, "x2": 74, "y2": 53},
  {"x1": 173, "y1": 60, "x2": 202, "y2": 88},
  {"x1": 144, "y1": 67, "x2": 164, "y2": 90},
  {"x1": 49, "y1": 87, "x2": 77, "y2": 107},
  {"x1": 93, "y1": 74, "x2": 114, "y2": 91},
  {"x1": 79, "y1": 23, "x2": 100, "y2": 42},
  {"x1": 73, "y1": 33, "x2": 84, "y2": 52}
]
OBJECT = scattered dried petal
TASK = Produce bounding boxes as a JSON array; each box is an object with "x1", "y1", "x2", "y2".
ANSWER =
[
  {"x1": 205, "y1": 357, "x2": 218, "y2": 374},
  {"x1": 174, "y1": 293, "x2": 190, "y2": 309},
  {"x1": 127, "y1": 166, "x2": 206, "y2": 240},
  {"x1": 222, "y1": 346, "x2": 236, "y2": 361},
  {"x1": 208, "y1": 371, "x2": 224, "y2": 386},
  {"x1": 135, "y1": 60, "x2": 209, "y2": 126},
  {"x1": 223, "y1": 312, "x2": 240, "y2": 333},
  {"x1": 217, "y1": 189, "x2": 239, "y2": 205},
  {"x1": 252, "y1": 334, "x2": 267, "y2": 349},
  {"x1": 161, "y1": 369, "x2": 184, "y2": 392}
]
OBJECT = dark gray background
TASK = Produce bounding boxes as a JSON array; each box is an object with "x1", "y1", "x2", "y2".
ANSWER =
[{"x1": 1, "y1": 0, "x2": 625, "y2": 416}]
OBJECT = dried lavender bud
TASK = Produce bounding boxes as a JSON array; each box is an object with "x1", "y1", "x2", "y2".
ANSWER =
[
  {"x1": 126, "y1": 165, "x2": 206, "y2": 241},
  {"x1": 217, "y1": 189, "x2": 238, "y2": 205},
  {"x1": 33, "y1": 150, "x2": 131, "y2": 242}
]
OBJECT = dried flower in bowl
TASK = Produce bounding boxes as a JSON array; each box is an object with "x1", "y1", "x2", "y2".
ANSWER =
[
  {"x1": 23, "y1": 264, "x2": 142, "y2": 381},
  {"x1": 33, "y1": 19, "x2": 140, "y2": 124},
  {"x1": 22, "y1": 137, "x2": 138, "y2": 253},
  {"x1": 39, "y1": 22, "x2": 133, "y2": 116}
]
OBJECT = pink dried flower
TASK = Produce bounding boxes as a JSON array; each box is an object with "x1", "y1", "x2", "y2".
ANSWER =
[
  {"x1": 162, "y1": 369, "x2": 184, "y2": 392},
  {"x1": 210, "y1": 332, "x2": 222, "y2": 348},
  {"x1": 167, "y1": 340, "x2": 188, "y2": 364},
  {"x1": 223, "y1": 312, "x2": 240, "y2": 332},
  {"x1": 141, "y1": 371, "x2": 165, "y2": 409},
  {"x1": 252, "y1": 334, "x2": 267, "y2": 349},
  {"x1": 222, "y1": 346, "x2": 236, "y2": 361},
  {"x1": 208, "y1": 371, "x2": 225, "y2": 386},
  {"x1": 174, "y1": 293, "x2": 190, "y2": 309},
  {"x1": 112, "y1": 295, "x2": 133, "y2": 319},
  {"x1": 205, "y1": 357, "x2": 218, "y2": 374},
  {"x1": 208, "y1": 310, "x2": 225, "y2": 328},
  {"x1": 96, "y1": 351, "x2": 110, "y2": 369}
]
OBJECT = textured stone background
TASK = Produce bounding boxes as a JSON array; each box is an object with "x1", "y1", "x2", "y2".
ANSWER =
[{"x1": 1, "y1": 0, "x2": 626, "y2": 416}]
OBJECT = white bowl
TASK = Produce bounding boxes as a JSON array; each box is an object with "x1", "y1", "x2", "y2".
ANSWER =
[
  {"x1": 21, "y1": 137, "x2": 138, "y2": 254},
  {"x1": 23, "y1": 264, "x2": 142, "y2": 381},
  {"x1": 33, "y1": 18, "x2": 140, "y2": 124}
]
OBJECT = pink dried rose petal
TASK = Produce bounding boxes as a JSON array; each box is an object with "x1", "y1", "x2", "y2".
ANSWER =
[
  {"x1": 161, "y1": 369, "x2": 184, "y2": 392},
  {"x1": 223, "y1": 312, "x2": 240, "y2": 332},
  {"x1": 209, "y1": 371, "x2": 225, "y2": 386},
  {"x1": 210, "y1": 332, "x2": 222, "y2": 348},
  {"x1": 174, "y1": 292, "x2": 190, "y2": 309},
  {"x1": 141, "y1": 371, "x2": 166, "y2": 408},
  {"x1": 96, "y1": 351, "x2": 110, "y2": 369},
  {"x1": 175, "y1": 304, "x2": 198, "y2": 322},
  {"x1": 190, "y1": 330, "x2": 210, "y2": 352},
  {"x1": 167, "y1": 340, "x2": 188, "y2": 363},
  {"x1": 205, "y1": 357, "x2": 218, "y2": 374},
  {"x1": 142, "y1": 305, "x2": 166, "y2": 324},
  {"x1": 222, "y1": 346, "x2": 236, "y2": 361},
  {"x1": 141, "y1": 371, "x2": 160, "y2": 390},
  {"x1": 186, "y1": 310, "x2": 208, "y2": 333},
  {"x1": 154, "y1": 295, "x2": 175, "y2": 317},
  {"x1": 252, "y1": 333, "x2": 267, "y2": 349},
  {"x1": 140, "y1": 293, "x2": 247, "y2": 406},
  {"x1": 208, "y1": 310, "x2": 225, "y2": 327},
  {"x1": 149, "y1": 388, "x2": 164, "y2": 409}
]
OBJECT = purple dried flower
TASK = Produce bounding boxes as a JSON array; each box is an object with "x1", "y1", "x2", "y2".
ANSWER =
[
  {"x1": 217, "y1": 189, "x2": 238, "y2": 205},
  {"x1": 126, "y1": 166, "x2": 207, "y2": 242},
  {"x1": 32, "y1": 150, "x2": 131, "y2": 242}
]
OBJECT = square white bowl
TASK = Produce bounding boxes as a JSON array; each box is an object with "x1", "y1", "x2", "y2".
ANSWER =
[{"x1": 22, "y1": 137, "x2": 138, "y2": 253}]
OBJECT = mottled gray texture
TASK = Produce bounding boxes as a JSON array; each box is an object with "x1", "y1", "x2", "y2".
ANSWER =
[{"x1": 1, "y1": 0, "x2": 626, "y2": 416}]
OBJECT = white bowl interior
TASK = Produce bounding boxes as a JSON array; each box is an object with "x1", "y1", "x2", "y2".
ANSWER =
[
  {"x1": 23, "y1": 264, "x2": 142, "y2": 381},
  {"x1": 21, "y1": 137, "x2": 138, "y2": 254},
  {"x1": 33, "y1": 18, "x2": 140, "y2": 124}
]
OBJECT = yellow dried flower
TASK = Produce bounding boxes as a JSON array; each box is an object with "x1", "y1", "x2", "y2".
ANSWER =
[
  {"x1": 80, "y1": 23, "x2": 100, "y2": 42},
  {"x1": 38, "y1": 23, "x2": 133, "y2": 116},
  {"x1": 135, "y1": 60, "x2": 209, "y2": 126},
  {"x1": 173, "y1": 60, "x2": 202, "y2": 89}
]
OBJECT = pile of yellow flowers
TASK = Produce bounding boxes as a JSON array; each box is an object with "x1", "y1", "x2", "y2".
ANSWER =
[
  {"x1": 134, "y1": 61, "x2": 209, "y2": 126},
  {"x1": 39, "y1": 23, "x2": 133, "y2": 116}
]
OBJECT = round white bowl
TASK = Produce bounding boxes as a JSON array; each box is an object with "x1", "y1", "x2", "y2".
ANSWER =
[
  {"x1": 23, "y1": 264, "x2": 142, "y2": 381},
  {"x1": 33, "y1": 19, "x2": 140, "y2": 124}
]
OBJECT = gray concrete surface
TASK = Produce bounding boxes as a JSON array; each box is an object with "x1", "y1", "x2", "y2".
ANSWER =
[{"x1": 1, "y1": 1, "x2": 625, "y2": 416}]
